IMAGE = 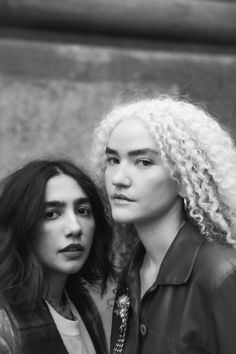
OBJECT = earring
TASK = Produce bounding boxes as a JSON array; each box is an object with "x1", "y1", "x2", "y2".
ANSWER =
[{"x1": 183, "y1": 197, "x2": 188, "y2": 213}]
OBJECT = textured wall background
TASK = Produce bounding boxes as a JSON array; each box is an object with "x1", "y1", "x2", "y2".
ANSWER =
[
  {"x1": 0, "y1": 37, "x2": 236, "y2": 179},
  {"x1": 0, "y1": 0, "x2": 236, "y2": 178}
]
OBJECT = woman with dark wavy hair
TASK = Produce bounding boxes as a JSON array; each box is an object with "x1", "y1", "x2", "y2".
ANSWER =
[{"x1": 0, "y1": 158, "x2": 114, "y2": 354}]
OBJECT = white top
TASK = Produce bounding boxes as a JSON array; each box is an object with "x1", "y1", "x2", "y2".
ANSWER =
[{"x1": 45, "y1": 295, "x2": 96, "y2": 354}]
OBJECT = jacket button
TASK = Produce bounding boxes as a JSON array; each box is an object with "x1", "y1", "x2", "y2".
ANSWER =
[{"x1": 140, "y1": 323, "x2": 147, "y2": 336}]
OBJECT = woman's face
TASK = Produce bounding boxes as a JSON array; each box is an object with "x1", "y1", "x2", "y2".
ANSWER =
[
  {"x1": 32, "y1": 174, "x2": 95, "y2": 278},
  {"x1": 105, "y1": 118, "x2": 180, "y2": 226}
]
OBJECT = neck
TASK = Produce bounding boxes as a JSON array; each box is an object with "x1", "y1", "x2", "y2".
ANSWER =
[
  {"x1": 44, "y1": 272, "x2": 68, "y2": 301},
  {"x1": 43, "y1": 272, "x2": 75, "y2": 320},
  {"x1": 135, "y1": 197, "x2": 184, "y2": 266}
]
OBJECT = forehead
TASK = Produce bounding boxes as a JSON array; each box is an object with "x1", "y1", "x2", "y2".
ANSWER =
[
  {"x1": 45, "y1": 174, "x2": 87, "y2": 201},
  {"x1": 108, "y1": 118, "x2": 157, "y2": 151}
]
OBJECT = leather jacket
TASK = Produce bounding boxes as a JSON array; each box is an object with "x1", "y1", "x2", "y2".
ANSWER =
[
  {"x1": 0, "y1": 281, "x2": 108, "y2": 354},
  {"x1": 111, "y1": 222, "x2": 236, "y2": 354}
]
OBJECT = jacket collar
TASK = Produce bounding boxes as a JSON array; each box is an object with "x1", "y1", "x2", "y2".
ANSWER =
[
  {"x1": 157, "y1": 221, "x2": 205, "y2": 284},
  {"x1": 127, "y1": 221, "x2": 205, "y2": 287}
]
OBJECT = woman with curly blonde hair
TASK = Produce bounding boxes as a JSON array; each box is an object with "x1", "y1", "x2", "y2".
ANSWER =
[{"x1": 91, "y1": 96, "x2": 236, "y2": 354}]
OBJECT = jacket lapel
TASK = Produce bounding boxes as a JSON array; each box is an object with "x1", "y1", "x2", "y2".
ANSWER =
[
  {"x1": 6, "y1": 302, "x2": 68, "y2": 354},
  {"x1": 125, "y1": 222, "x2": 205, "y2": 303},
  {"x1": 157, "y1": 222, "x2": 205, "y2": 285}
]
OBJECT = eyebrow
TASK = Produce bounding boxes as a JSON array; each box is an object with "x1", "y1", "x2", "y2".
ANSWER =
[
  {"x1": 106, "y1": 146, "x2": 158, "y2": 157},
  {"x1": 44, "y1": 197, "x2": 91, "y2": 208}
]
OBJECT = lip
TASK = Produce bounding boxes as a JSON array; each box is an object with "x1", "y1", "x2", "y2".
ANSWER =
[
  {"x1": 59, "y1": 243, "x2": 84, "y2": 253},
  {"x1": 111, "y1": 193, "x2": 134, "y2": 202}
]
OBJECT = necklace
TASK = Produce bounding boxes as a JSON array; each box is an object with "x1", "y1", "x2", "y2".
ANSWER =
[{"x1": 45, "y1": 293, "x2": 74, "y2": 320}]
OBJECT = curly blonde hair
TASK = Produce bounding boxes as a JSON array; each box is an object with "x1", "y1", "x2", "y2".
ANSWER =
[{"x1": 91, "y1": 96, "x2": 236, "y2": 248}]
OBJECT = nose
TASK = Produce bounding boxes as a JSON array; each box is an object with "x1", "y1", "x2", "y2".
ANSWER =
[
  {"x1": 65, "y1": 211, "x2": 82, "y2": 238},
  {"x1": 112, "y1": 164, "x2": 131, "y2": 188}
]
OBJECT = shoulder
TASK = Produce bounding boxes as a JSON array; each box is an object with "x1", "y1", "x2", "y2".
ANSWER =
[
  {"x1": 0, "y1": 306, "x2": 15, "y2": 354},
  {"x1": 194, "y1": 240, "x2": 236, "y2": 290}
]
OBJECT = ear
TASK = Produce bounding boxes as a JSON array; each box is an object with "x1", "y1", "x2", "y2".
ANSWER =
[{"x1": 178, "y1": 184, "x2": 185, "y2": 199}]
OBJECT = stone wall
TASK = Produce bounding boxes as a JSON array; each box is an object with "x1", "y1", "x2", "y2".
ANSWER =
[
  {"x1": 0, "y1": 36, "x2": 236, "y2": 178},
  {"x1": 0, "y1": 1, "x2": 236, "y2": 178}
]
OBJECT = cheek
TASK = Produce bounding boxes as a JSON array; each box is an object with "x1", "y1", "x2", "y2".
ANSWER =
[
  {"x1": 104, "y1": 166, "x2": 115, "y2": 184},
  {"x1": 105, "y1": 168, "x2": 113, "y2": 188},
  {"x1": 85, "y1": 221, "x2": 95, "y2": 246},
  {"x1": 147, "y1": 171, "x2": 178, "y2": 201},
  {"x1": 104, "y1": 170, "x2": 109, "y2": 188},
  {"x1": 155, "y1": 178, "x2": 178, "y2": 202},
  {"x1": 89, "y1": 226, "x2": 95, "y2": 245},
  {"x1": 32, "y1": 234, "x2": 50, "y2": 258},
  {"x1": 84, "y1": 221, "x2": 95, "y2": 259},
  {"x1": 31, "y1": 233, "x2": 52, "y2": 268},
  {"x1": 32, "y1": 224, "x2": 58, "y2": 253}
]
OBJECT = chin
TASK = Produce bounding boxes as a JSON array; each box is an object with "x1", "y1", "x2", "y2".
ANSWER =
[
  {"x1": 66, "y1": 264, "x2": 84, "y2": 275},
  {"x1": 112, "y1": 211, "x2": 134, "y2": 224},
  {"x1": 66, "y1": 268, "x2": 82, "y2": 275}
]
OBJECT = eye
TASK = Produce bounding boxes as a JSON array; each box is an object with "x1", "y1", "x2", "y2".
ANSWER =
[
  {"x1": 106, "y1": 156, "x2": 120, "y2": 165},
  {"x1": 76, "y1": 206, "x2": 92, "y2": 216},
  {"x1": 136, "y1": 159, "x2": 153, "y2": 168},
  {"x1": 44, "y1": 210, "x2": 60, "y2": 220}
]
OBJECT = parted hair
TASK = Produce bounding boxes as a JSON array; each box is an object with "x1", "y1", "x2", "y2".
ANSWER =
[
  {"x1": 0, "y1": 159, "x2": 114, "y2": 310},
  {"x1": 91, "y1": 96, "x2": 236, "y2": 248}
]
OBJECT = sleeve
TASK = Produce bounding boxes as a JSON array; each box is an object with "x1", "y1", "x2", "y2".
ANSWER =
[
  {"x1": 208, "y1": 270, "x2": 236, "y2": 354},
  {"x1": 0, "y1": 309, "x2": 15, "y2": 354}
]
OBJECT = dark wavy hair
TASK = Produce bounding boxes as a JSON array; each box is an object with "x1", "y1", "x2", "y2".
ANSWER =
[{"x1": 0, "y1": 159, "x2": 114, "y2": 310}]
